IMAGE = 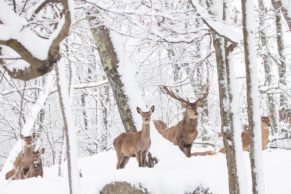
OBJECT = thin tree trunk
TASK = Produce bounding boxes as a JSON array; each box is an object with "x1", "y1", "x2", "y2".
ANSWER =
[
  {"x1": 208, "y1": 0, "x2": 242, "y2": 192},
  {"x1": 56, "y1": 62, "x2": 80, "y2": 194},
  {"x1": 89, "y1": 23, "x2": 137, "y2": 132},
  {"x1": 213, "y1": 33, "x2": 241, "y2": 194},
  {"x1": 259, "y1": 0, "x2": 279, "y2": 134},
  {"x1": 272, "y1": 0, "x2": 291, "y2": 31},
  {"x1": 241, "y1": 0, "x2": 264, "y2": 193},
  {"x1": 272, "y1": 0, "x2": 287, "y2": 129}
]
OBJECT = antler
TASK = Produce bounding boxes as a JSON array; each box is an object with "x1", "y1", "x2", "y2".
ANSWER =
[
  {"x1": 160, "y1": 85, "x2": 189, "y2": 104},
  {"x1": 194, "y1": 85, "x2": 209, "y2": 104}
]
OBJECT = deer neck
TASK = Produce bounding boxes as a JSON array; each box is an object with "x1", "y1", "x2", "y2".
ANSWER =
[
  {"x1": 184, "y1": 117, "x2": 198, "y2": 130},
  {"x1": 141, "y1": 122, "x2": 150, "y2": 139},
  {"x1": 261, "y1": 121, "x2": 269, "y2": 131},
  {"x1": 23, "y1": 145, "x2": 32, "y2": 154}
]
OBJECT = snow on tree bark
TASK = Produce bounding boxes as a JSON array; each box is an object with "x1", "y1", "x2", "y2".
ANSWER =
[
  {"x1": 208, "y1": 0, "x2": 243, "y2": 193},
  {"x1": 241, "y1": 0, "x2": 265, "y2": 193},
  {"x1": 89, "y1": 23, "x2": 137, "y2": 132},
  {"x1": 56, "y1": 62, "x2": 80, "y2": 194},
  {"x1": 272, "y1": 0, "x2": 288, "y2": 129},
  {"x1": 258, "y1": 0, "x2": 280, "y2": 134},
  {"x1": 223, "y1": 1, "x2": 247, "y2": 193}
]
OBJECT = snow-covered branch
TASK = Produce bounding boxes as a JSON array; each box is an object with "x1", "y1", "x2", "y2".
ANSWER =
[
  {"x1": 189, "y1": 0, "x2": 242, "y2": 44},
  {"x1": 0, "y1": 0, "x2": 73, "y2": 81}
]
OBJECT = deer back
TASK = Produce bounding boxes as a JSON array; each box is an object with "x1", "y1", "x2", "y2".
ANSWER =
[{"x1": 114, "y1": 132, "x2": 140, "y2": 156}]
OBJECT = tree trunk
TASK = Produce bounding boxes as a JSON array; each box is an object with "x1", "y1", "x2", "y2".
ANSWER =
[
  {"x1": 89, "y1": 23, "x2": 137, "y2": 132},
  {"x1": 241, "y1": 0, "x2": 265, "y2": 193},
  {"x1": 272, "y1": 0, "x2": 287, "y2": 129},
  {"x1": 208, "y1": 0, "x2": 242, "y2": 193},
  {"x1": 56, "y1": 62, "x2": 80, "y2": 194},
  {"x1": 272, "y1": 0, "x2": 291, "y2": 31},
  {"x1": 258, "y1": 0, "x2": 280, "y2": 134}
]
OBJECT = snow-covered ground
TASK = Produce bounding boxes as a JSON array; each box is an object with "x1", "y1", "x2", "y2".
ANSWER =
[{"x1": 0, "y1": 149, "x2": 290, "y2": 194}]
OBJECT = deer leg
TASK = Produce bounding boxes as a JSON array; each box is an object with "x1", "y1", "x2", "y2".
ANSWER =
[
  {"x1": 184, "y1": 144, "x2": 192, "y2": 158},
  {"x1": 139, "y1": 151, "x2": 146, "y2": 167},
  {"x1": 5, "y1": 169, "x2": 15, "y2": 180},
  {"x1": 136, "y1": 151, "x2": 142, "y2": 167},
  {"x1": 116, "y1": 153, "x2": 124, "y2": 169},
  {"x1": 120, "y1": 156, "x2": 130, "y2": 169}
]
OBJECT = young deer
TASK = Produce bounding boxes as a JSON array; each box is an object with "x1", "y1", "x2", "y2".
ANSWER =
[
  {"x1": 219, "y1": 116, "x2": 271, "y2": 153},
  {"x1": 154, "y1": 85, "x2": 209, "y2": 157},
  {"x1": 28, "y1": 148, "x2": 45, "y2": 178},
  {"x1": 113, "y1": 106, "x2": 155, "y2": 169},
  {"x1": 5, "y1": 133, "x2": 36, "y2": 180}
]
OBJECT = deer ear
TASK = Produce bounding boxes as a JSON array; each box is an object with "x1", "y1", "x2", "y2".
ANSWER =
[
  {"x1": 181, "y1": 102, "x2": 187, "y2": 108},
  {"x1": 137, "y1": 107, "x2": 142, "y2": 114},
  {"x1": 150, "y1": 105, "x2": 155, "y2": 113}
]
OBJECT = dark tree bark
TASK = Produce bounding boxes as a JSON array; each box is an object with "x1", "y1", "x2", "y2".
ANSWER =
[
  {"x1": 272, "y1": 0, "x2": 291, "y2": 31},
  {"x1": 207, "y1": 0, "x2": 241, "y2": 193},
  {"x1": 89, "y1": 24, "x2": 137, "y2": 132},
  {"x1": 272, "y1": 0, "x2": 287, "y2": 129},
  {"x1": 89, "y1": 19, "x2": 158, "y2": 166}
]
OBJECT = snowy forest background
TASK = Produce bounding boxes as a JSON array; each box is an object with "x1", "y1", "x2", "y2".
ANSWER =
[{"x1": 0, "y1": 0, "x2": 290, "y2": 194}]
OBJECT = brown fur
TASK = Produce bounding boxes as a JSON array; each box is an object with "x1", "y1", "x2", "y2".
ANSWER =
[
  {"x1": 5, "y1": 133, "x2": 37, "y2": 180},
  {"x1": 113, "y1": 106, "x2": 155, "y2": 169},
  {"x1": 28, "y1": 148, "x2": 45, "y2": 178},
  {"x1": 218, "y1": 117, "x2": 271, "y2": 153},
  {"x1": 153, "y1": 86, "x2": 208, "y2": 157}
]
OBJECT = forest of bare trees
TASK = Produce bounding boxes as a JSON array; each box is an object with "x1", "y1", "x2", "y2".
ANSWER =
[{"x1": 0, "y1": 0, "x2": 290, "y2": 194}]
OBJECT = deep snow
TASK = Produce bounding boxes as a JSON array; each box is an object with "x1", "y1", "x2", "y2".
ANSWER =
[{"x1": 0, "y1": 148, "x2": 290, "y2": 194}]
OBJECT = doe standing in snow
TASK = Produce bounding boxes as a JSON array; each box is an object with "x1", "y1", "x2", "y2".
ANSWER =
[{"x1": 113, "y1": 106, "x2": 155, "y2": 169}]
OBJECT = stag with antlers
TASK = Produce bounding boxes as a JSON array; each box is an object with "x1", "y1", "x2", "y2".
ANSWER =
[{"x1": 154, "y1": 85, "x2": 209, "y2": 157}]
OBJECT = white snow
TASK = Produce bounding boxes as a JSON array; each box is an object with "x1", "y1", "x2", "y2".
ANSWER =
[{"x1": 0, "y1": 149, "x2": 291, "y2": 194}]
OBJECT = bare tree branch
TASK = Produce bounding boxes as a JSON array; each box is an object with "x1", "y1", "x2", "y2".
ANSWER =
[{"x1": 0, "y1": 0, "x2": 72, "y2": 81}]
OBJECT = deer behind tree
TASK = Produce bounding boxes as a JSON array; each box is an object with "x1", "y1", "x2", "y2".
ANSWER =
[
  {"x1": 219, "y1": 116, "x2": 271, "y2": 153},
  {"x1": 154, "y1": 85, "x2": 209, "y2": 157},
  {"x1": 113, "y1": 106, "x2": 155, "y2": 169}
]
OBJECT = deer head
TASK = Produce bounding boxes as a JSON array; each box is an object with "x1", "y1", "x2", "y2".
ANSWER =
[
  {"x1": 160, "y1": 85, "x2": 208, "y2": 120},
  {"x1": 20, "y1": 132, "x2": 38, "y2": 147},
  {"x1": 261, "y1": 116, "x2": 271, "y2": 127},
  {"x1": 137, "y1": 106, "x2": 155, "y2": 124},
  {"x1": 32, "y1": 148, "x2": 44, "y2": 169}
]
